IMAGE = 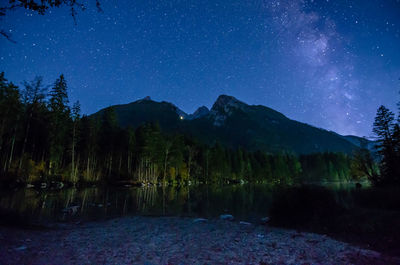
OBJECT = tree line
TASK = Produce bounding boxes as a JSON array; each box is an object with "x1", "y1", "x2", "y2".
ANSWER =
[{"x1": 0, "y1": 72, "x2": 361, "y2": 187}]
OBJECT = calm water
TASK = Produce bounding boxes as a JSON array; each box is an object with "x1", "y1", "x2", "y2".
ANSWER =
[{"x1": 0, "y1": 183, "x2": 359, "y2": 224}]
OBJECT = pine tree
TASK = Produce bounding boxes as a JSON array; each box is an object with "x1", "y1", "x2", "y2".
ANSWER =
[
  {"x1": 48, "y1": 74, "x2": 70, "y2": 174},
  {"x1": 0, "y1": 72, "x2": 22, "y2": 173},
  {"x1": 372, "y1": 105, "x2": 399, "y2": 185},
  {"x1": 99, "y1": 107, "x2": 118, "y2": 178},
  {"x1": 71, "y1": 101, "x2": 80, "y2": 183},
  {"x1": 18, "y1": 76, "x2": 46, "y2": 173}
]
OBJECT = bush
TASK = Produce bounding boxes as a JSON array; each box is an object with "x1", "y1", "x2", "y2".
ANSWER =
[{"x1": 27, "y1": 159, "x2": 46, "y2": 183}]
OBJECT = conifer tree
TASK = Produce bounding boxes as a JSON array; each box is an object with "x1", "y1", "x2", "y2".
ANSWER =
[
  {"x1": 18, "y1": 76, "x2": 46, "y2": 173},
  {"x1": 71, "y1": 101, "x2": 80, "y2": 183},
  {"x1": 373, "y1": 105, "x2": 399, "y2": 185},
  {"x1": 49, "y1": 74, "x2": 70, "y2": 174},
  {"x1": 0, "y1": 72, "x2": 21, "y2": 173}
]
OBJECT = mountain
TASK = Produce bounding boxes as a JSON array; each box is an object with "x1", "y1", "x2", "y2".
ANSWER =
[
  {"x1": 341, "y1": 135, "x2": 377, "y2": 152},
  {"x1": 94, "y1": 96, "x2": 185, "y2": 130},
  {"x1": 91, "y1": 95, "x2": 360, "y2": 154}
]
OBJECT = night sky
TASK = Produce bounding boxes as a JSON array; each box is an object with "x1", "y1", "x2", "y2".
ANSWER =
[{"x1": 1, "y1": 0, "x2": 399, "y2": 137}]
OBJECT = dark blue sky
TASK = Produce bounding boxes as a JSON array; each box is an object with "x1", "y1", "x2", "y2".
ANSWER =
[{"x1": 1, "y1": 0, "x2": 399, "y2": 137}]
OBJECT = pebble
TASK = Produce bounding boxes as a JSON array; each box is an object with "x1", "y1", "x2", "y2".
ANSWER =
[
  {"x1": 15, "y1": 245, "x2": 27, "y2": 251},
  {"x1": 193, "y1": 218, "x2": 208, "y2": 223},
  {"x1": 219, "y1": 214, "x2": 234, "y2": 221},
  {"x1": 0, "y1": 216, "x2": 395, "y2": 265}
]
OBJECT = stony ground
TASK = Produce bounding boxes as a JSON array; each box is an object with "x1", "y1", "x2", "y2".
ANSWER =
[{"x1": 0, "y1": 216, "x2": 398, "y2": 265}]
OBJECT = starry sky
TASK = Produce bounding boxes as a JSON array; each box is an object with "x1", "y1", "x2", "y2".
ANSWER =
[{"x1": 1, "y1": 0, "x2": 399, "y2": 137}]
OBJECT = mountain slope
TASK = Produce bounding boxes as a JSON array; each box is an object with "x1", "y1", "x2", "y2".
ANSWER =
[
  {"x1": 93, "y1": 96, "x2": 183, "y2": 130},
  {"x1": 91, "y1": 95, "x2": 359, "y2": 154}
]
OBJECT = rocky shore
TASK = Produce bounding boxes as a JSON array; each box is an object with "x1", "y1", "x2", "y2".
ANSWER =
[{"x1": 0, "y1": 216, "x2": 397, "y2": 264}]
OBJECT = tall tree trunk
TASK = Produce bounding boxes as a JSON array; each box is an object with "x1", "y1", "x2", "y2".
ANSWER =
[
  {"x1": 206, "y1": 151, "x2": 209, "y2": 183},
  {"x1": 18, "y1": 110, "x2": 33, "y2": 173},
  {"x1": 108, "y1": 154, "x2": 113, "y2": 177},
  {"x1": 71, "y1": 122, "x2": 76, "y2": 182},
  {"x1": 118, "y1": 155, "x2": 122, "y2": 175},
  {"x1": 74, "y1": 155, "x2": 80, "y2": 183},
  {"x1": 7, "y1": 131, "x2": 16, "y2": 172},
  {"x1": 86, "y1": 155, "x2": 90, "y2": 182},
  {"x1": 163, "y1": 148, "x2": 169, "y2": 185}
]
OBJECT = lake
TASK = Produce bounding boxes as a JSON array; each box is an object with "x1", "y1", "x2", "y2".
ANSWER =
[{"x1": 0, "y1": 182, "x2": 361, "y2": 225}]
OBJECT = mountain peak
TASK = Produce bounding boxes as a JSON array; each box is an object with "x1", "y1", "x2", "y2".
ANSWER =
[
  {"x1": 192, "y1": 106, "x2": 209, "y2": 119},
  {"x1": 210, "y1": 95, "x2": 246, "y2": 126},
  {"x1": 211, "y1": 94, "x2": 246, "y2": 111},
  {"x1": 135, "y1": 96, "x2": 152, "y2": 103},
  {"x1": 212, "y1": 95, "x2": 243, "y2": 109}
]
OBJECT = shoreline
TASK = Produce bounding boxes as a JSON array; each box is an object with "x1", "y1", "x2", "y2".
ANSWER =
[{"x1": 1, "y1": 216, "x2": 398, "y2": 264}]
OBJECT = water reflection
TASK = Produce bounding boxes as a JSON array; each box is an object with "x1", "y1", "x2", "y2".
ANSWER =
[{"x1": 0, "y1": 183, "x2": 360, "y2": 224}]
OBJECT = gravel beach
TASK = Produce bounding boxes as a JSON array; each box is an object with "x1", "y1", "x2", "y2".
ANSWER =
[{"x1": 0, "y1": 216, "x2": 398, "y2": 264}]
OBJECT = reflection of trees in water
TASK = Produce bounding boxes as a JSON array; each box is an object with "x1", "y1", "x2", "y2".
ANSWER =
[
  {"x1": 0, "y1": 189, "x2": 67, "y2": 221},
  {"x1": 64, "y1": 188, "x2": 76, "y2": 208},
  {"x1": 0, "y1": 189, "x2": 43, "y2": 216},
  {"x1": 136, "y1": 186, "x2": 157, "y2": 212},
  {"x1": 2, "y1": 184, "x2": 345, "y2": 222}
]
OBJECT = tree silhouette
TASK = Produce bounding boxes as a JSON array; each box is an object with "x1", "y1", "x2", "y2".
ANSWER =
[
  {"x1": 1, "y1": 0, "x2": 102, "y2": 41},
  {"x1": 372, "y1": 105, "x2": 400, "y2": 185}
]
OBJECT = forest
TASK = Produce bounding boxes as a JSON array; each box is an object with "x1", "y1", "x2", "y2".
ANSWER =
[{"x1": 0, "y1": 72, "x2": 395, "y2": 188}]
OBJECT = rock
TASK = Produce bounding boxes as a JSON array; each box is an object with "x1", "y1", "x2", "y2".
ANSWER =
[
  {"x1": 98, "y1": 204, "x2": 103, "y2": 207},
  {"x1": 239, "y1": 221, "x2": 252, "y2": 225},
  {"x1": 62, "y1": 205, "x2": 80, "y2": 215},
  {"x1": 26, "y1": 184, "x2": 35, "y2": 188},
  {"x1": 260, "y1": 217, "x2": 270, "y2": 224},
  {"x1": 193, "y1": 218, "x2": 208, "y2": 223},
  {"x1": 219, "y1": 214, "x2": 234, "y2": 221},
  {"x1": 15, "y1": 245, "x2": 27, "y2": 251}
]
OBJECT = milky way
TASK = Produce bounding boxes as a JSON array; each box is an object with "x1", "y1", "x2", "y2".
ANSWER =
[
  {"x1": 1, "y1": 0, "x2": 399, "y2": 137},
  {"x1": 266, "y1": 0, "x2": 362, "y2": 134}
]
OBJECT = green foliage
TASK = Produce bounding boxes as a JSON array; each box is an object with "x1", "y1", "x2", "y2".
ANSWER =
[{"x1": 350, "y1": 142, "x2": 379, "y2": 181}]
